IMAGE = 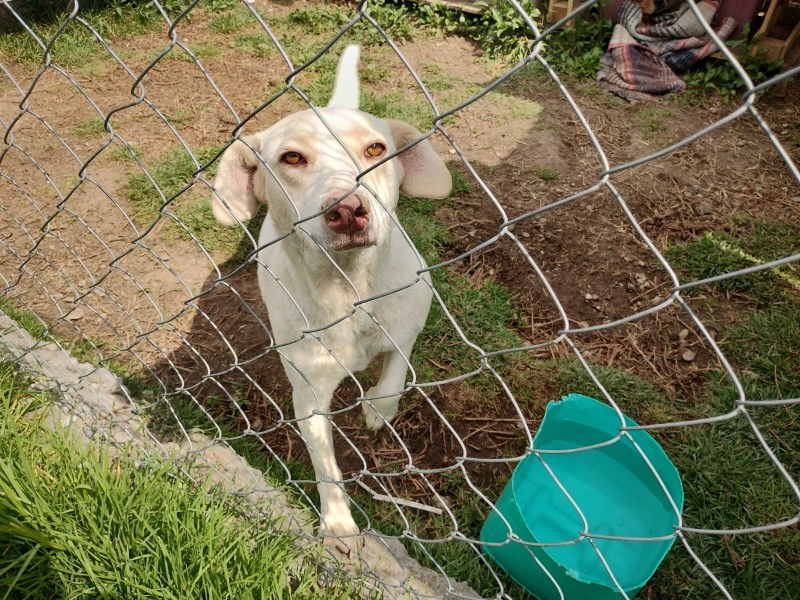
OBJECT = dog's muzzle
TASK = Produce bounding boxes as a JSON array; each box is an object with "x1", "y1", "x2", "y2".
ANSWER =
[{"x1": 322, "y1": 192, "x2": 376, "y2": 251}]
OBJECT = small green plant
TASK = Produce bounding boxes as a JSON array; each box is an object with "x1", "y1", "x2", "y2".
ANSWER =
[
  {"x1": 286, "y1": 5, "x2": 351, "y2": 35},
  {"x1": 683, "y1": 24, "x2": 783, "y2": 102},
  {"x1": 542, "y1": 11, "x2": 613, "y2": 79},
  {"x1": 470, "y1": 0, "x2": 542, "y2": 60},
  {"x1": 390, "y1": 0, "x2": 542, "y2": 61},
  {"x1": 423, "y1": 63, "x2": 457, "y2": 91},
  {"x1": 204, "y1": 0, "x2": 240, "y2": 13},
  {"x1": 166, "y1": 105, "x2": 195, "y2": 126},
  {"x1": 124, "y1": 145, "x2": 218, "y2": 219},
  {"x1": 282, "y1": 3, "x2": 417, "y2": 46},
  {"x1": 103, "y1": 141, "x2": 143, "y2": 163},
  {"x1": 535, "y1": 166, "x2": 557, "y2": 181},
  {"x1": 123, "y1": 145, "x2": 263, "y2": 263}
]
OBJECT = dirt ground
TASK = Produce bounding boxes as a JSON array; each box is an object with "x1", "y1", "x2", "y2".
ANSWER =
[{"x1": 1, "y1": 0, "x2": 799, "y2": 546}]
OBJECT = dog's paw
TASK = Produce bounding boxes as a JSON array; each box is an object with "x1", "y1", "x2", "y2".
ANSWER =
[
  {"x1": 361, "y1": 390, "x2": 399, "y2": 432},
  {"x1": 320, "y1": 514, "x2": 362, "y2": 558},
  {"x1": 362, "y1": 402, "x2": 386, "y2": 431},
  {"x1": 322, "y1": 532, "x2": 364, "y2": 559}
]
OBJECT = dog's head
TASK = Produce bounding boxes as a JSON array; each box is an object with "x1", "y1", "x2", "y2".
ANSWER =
[{"x1": 210, "y1": 46, "x2": 452, "y2": 253}]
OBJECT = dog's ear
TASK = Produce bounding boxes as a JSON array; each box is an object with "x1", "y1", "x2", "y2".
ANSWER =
[
  {"x1": 387, "y1": 120, "x2": 452, "y2": 199},
  {"x1": 328, "y1": 45, "x2": 360, "y2": 110},
  {"x1": 211, "y1": 137, "x2": 261, "y2": 225}
]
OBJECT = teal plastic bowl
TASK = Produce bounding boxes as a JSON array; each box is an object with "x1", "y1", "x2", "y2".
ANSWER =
[{"x1": 480, "y1": 394, "x2": 683, "y2": 600}]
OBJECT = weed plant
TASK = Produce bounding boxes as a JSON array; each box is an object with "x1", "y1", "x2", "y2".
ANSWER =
[{"x1": 683, "y1": 24, "x2": 784, "y2": 102}]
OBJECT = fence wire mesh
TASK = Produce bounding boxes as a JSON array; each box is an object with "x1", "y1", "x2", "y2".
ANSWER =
[{"x1": 1, "y1": 0, "x2": 799, "y2": 598}]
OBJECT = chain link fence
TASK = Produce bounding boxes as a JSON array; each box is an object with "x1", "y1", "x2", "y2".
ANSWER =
[{"x1": 1, "y1": 0, "x2": 799, "y2": 598}]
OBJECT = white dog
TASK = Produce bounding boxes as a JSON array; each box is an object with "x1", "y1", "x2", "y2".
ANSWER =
[{"x1": 211, "y1": 46, "x2": 452, "y2": 551}]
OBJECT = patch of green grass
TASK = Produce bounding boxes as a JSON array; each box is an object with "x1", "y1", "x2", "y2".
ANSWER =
[
  {"x1": 723, "y1": 302, "x2": 800, "y2": 400},
  {"x1": 398, "y1": 182, "x2": 523, "y2": 403},
  {"x1": 0, "y1": 19, "x2": 98, "y2": 68},
  {"x1": 285, "y1": 5, "x2": 351, "y2": 36},
  {"x1": 232, "y1": 32, "x2": 275, "y2": 58},
  {"x1": 74, "y1": 117, "x2": 107, "y2": 140},
  {"x1": 422, "y1": 63, "x2": 457, "y2": 91},
  {"x1": 666, "y1": 218, "x2": 800, "y2": 305},
  {"x1": 123, "y1": 145, "x2": 262, "y2": 263},
  {"x1": 103, "y1": 141, "x2": 143, "y2": 164},
  {"x1": 535, "y1": 166, "x2": 557, "y2": 181},
  {"x1": 647, "y1": 365, "x2": 800, "y2": 598},
  {"x1": 0, "y1": 298, "x2": 48, "y2": 339},
  {"x1": 489, "y1": 91, "x2": 543, "y2": 122},
  {"x1": 188, "y1": 41, "x2": 221, "y2": 59},
  {"x1": 636, "y1": 106, "x2": 674, "y2": 148},
  {"x1": 281, "y1": 4, "x2": 417, "y2": 47},
  {"x1": 0, "y1": 2, "x2": 164, "y2": 67},
  {"x1": 448, "y1": 169, "x2": 472, "y2": 196},
  {"x1": 173, "y1": 198, "x2": 264, "y2": 263},
  {"x1": 166, "y1": 105, "x2": 194, "y2": 126},
  {"x1": 0, "y1": 358, "x2": 354, "y2": 599},
  {"x1": 359, "y1": 90, "x2": 435, "y2": 131},
  {"x1": 209, "y1": 7, "x2": 252, "y2": 34},
  {"x1": 124, "y1": 145, "x2": 219, "y2": 219},
  {"x1": 164, "y1": 42, "x2": 221, "y2": 62}
]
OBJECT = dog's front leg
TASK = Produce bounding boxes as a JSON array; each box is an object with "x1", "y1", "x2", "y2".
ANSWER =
[
  {"x1": 362, "y1": 346, "x2": 412, "y2": 431},
  {"x1": 291, "y1": 378, "x2": 361, "y2": 554}
]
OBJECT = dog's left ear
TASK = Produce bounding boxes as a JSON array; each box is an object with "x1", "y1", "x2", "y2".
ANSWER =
[{"x1": 387, "y1": 120, "x2": 452, "y2": 200}]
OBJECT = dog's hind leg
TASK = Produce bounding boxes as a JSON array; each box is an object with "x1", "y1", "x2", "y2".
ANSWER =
[{"x1": 362, "y1": 347, "x2": 412, "y2": 431}]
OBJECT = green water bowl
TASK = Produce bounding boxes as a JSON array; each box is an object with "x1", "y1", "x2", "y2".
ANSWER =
[{"x1": 480, "y1": 394, "x2": 683, "y2": 600}]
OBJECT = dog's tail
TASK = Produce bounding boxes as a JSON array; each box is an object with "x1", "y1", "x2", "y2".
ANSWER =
[{"x1": 327, "y1": 45, "x2": 360, "y2": 110}]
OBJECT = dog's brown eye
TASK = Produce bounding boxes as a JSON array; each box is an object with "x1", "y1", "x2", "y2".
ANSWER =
[
  {"x1": 281, "y1": 151, "x2": 306, "y2": 165},
  {"x1": 365, "y1": 143, "x2": 386, "y2": 158}
]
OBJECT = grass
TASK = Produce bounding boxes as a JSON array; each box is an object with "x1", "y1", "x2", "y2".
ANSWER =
[
  {"x1": 232, "y1": 33, "x2": 276, "y2": 58},
  {"x1": 637, "y1": 106, "x2": 675, "y2": 149},
  {"x1": 0, "y1": 357, "x2": 355, "y2": 599},
  {"x1": 535, "y1": 166, "x2": 557, "y2": 181},
  {"x1": 278, "y1": 3, "x2": 418, "y2": 48},
  {"x1": 122, "y1": 144, "x2": 263, "y2": 264},
  {"x1": 666, "y1": 217, "x2": 800, "y2": 306},
  {"x1": 73, "y1": 117, "x2": 107, "y2": 140},
  {"x1": 0, "y1": 2, "x2": 163, "y2": 68},
  {"x1": 209, "y1": 7, "x2": 253, "y2": 35}
]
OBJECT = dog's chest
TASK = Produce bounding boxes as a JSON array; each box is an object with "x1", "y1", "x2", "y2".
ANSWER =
[{"x1": 291, "y1": 274, "x2": 395, "y2": 367}]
